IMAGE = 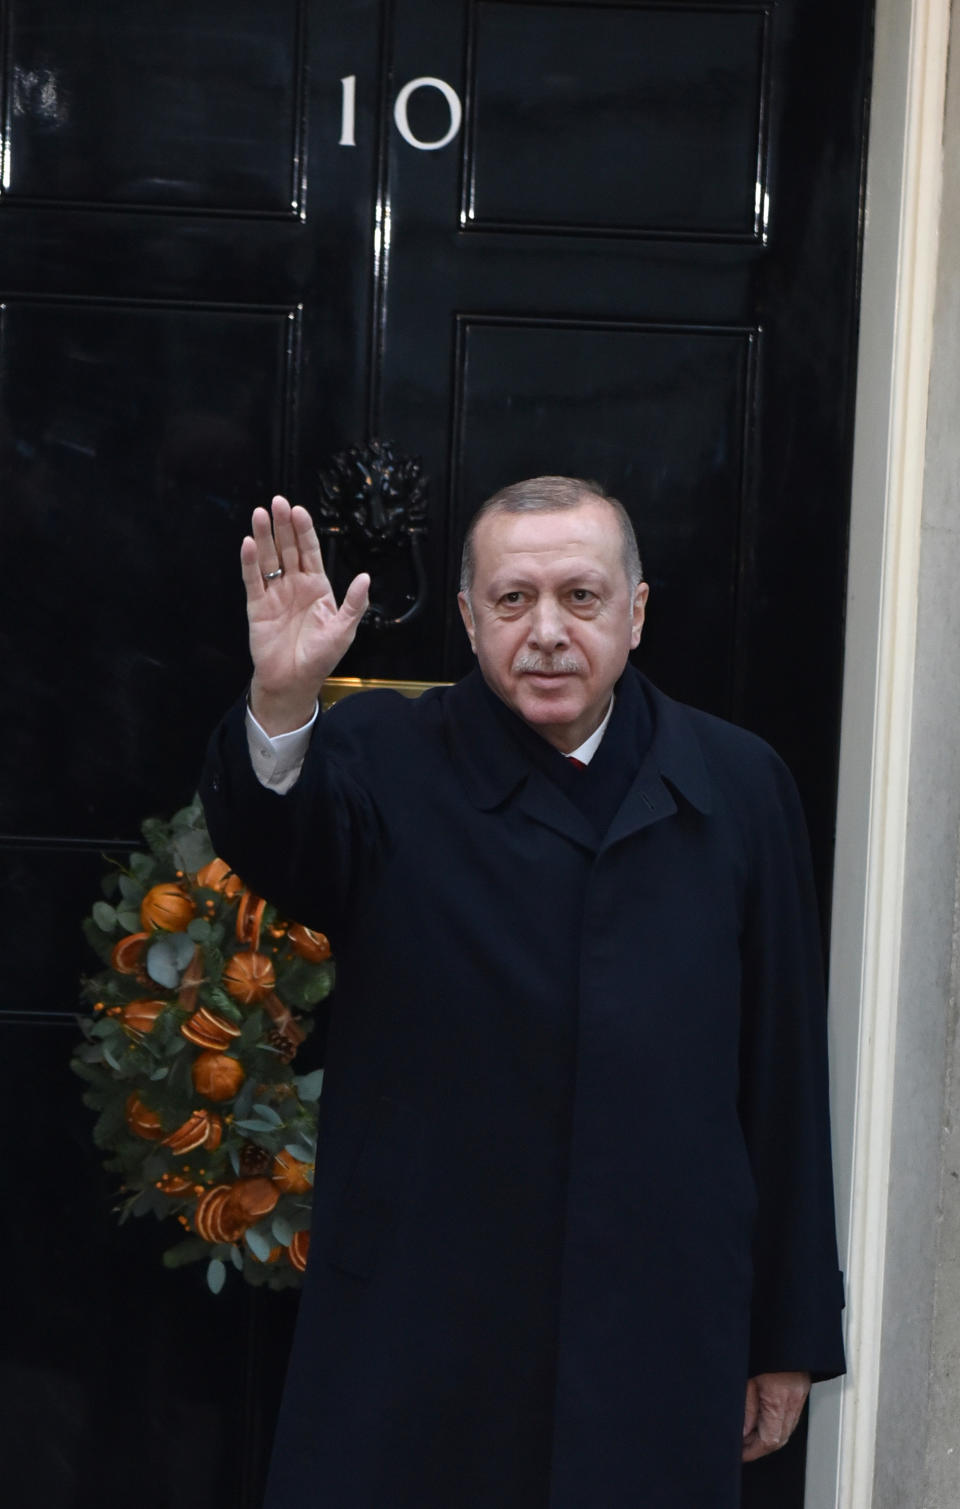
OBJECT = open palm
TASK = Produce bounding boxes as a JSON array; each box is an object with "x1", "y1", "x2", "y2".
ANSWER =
[{"x1": 242, "y1": 496, "x2": 369, "y2": 731}]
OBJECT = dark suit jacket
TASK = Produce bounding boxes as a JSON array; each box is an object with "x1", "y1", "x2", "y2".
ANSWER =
[{"x1": 201, "y1": 666, "x2": 845, "y2": 1509}]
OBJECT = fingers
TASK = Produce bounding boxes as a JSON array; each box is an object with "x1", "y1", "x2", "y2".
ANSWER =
[
  {"x1": 241, "y1": 495, "x2": 350, "y2": 614},
  {"x1": 291, "y1": 504, "x2": 327, "y2": 576},
  {"x1": 270, "y1": 495, "x2": 303, "y2": 576},
  {"x1": 741, "y1": 1372, "x2": 810, "y2": 1462},
  {"x1": 251, "y1": 506, "x2": 281, "y2": 574},
  {"x1": 340, "y1": 572, "x2": 371, "y2": 627},
  {"x1": 253, "y1": 497, "x2": 327, "y2": 581},
  {"x1": 742, "y1": 1379, "x2": 758, "y2": 1444},
  {"x1": 240, "y1": 535, "x2": 267, "y2": 603}
]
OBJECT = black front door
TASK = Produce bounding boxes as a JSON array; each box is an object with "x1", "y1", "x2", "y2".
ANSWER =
[{"x1": 0, "y1": 3, "x2": 871, "y2": 1504}]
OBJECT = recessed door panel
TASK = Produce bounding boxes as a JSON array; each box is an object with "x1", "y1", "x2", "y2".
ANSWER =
[
  {"x1": 466, "y1": 0, "x2": 769, "y2": 236},
  {"x1": 5, "y1": 0, "x2": 307, "y2": 212},
  {"x1": 450, "y1": 316, "x2": 755, "y2": 707},
  {"x1": 0, "y1": 298, "x2": 297, "y2": 834}
]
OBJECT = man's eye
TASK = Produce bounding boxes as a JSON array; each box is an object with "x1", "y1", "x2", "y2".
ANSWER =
[
  {"x1": 570, "y1": 589, "x2": 595, "y2": 603},
  {"x1": 501, "y1": 591, "x2": 524, "y2": 605}
]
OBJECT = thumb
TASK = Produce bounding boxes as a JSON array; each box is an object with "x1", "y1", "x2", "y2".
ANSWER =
[
  {"x1": 743, "y1": 1379, "x2": 759, "y2": 1440},
  {"x1": 340, "y1": 572, "x2": 371, "y2": 625}
]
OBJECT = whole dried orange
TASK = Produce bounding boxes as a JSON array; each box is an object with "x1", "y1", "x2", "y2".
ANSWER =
[
  {"x1": 140, "y1": 883, "x2": 196, "y2": 933},
  {"x1": 191, "y1": 1050, "x2": 245, "y2": 1102},
  {"x1": 225, "y1": 1177, "x2": 280, "y2": 1223},
  {"x1": 272, "y1": 1149, "x2": 313, "y2": 1195},
  {"x1": 222, "y1": 951, "x2": 275, "y2": 1004}
]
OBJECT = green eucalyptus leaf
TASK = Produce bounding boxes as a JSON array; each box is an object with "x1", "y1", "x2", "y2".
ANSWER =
[
  {"x1": 173, "y1": 829, "x2": 216, "y2": 874},
  {"x1": 81, "y1": 919, "x2": 115, "y2": 965},
  {"x1": 118, "y1": 875, "x2": 144, "y2": 904},
  {"x1": 284, "y1": 1138, "x2": 316, "y2": 1163},
  {"x1": 229, "y1": 1245, "x2": 244, "y2": 1271},
  {"x1": 141, "y1": 817, "x2": 170, "y2": 856},
  {"x1": 102, "y1": 1042, "x2": 124, "y2": 1072},
  {"x1": 92, "y1": 901, "x2": 118, "y2": 932},
  {"x1": 116, "y1": 909, "x2": 141, "y2": 934},
  {"x1": 271, "y1": 1213, "x2": 294, "y2": 1247},
  {"x1": 237, "y1": 1011, "x2": 265, "y2": 1053},
  {"x1": 295, "y1": 1069, "x2": 324, "y2": 1102},
  {"x1": 147, "y1": 933, "x2": 194, "y2": 988},
  {"x1": 130, "y1": 852, "x2": 154, "y2": 882},
  {"x1": 169, "y1": 933, "x2": 196, "y2": 968},
  {"x1": 162, "y1": 1238, "x2": 209, "y2": 1269},
  {"x1": 250, "y1": 1102, "x2": 283, "y2": 1127},
  {"x1": 75, "y1": 1043, "x2": 105, "y2": 1064},
  {"x1": 245, "y1": 1227, "x2": 274, "y2": 1263},
  {"x1": 187, "y1": 918, "x2": 212, "y2": 943},
  {"x1": 146, "y1": 941, "x2": 180, "y2": 989},
  {"x1": 206, "y1": 1258, "x2": 227, "y2": 1294},
  {"x1": 233, "y1": 1079, "x2": 256, "y2": 1120}
]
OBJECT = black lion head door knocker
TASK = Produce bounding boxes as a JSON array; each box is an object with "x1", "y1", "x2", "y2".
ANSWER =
[{"x1": 316, "y1": 439, "x2": 429, "y2": 632}]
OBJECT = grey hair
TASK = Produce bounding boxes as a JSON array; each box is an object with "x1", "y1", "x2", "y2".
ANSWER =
[{"x1": 458, "y1": 476, "x2": 644, "y2": 600}]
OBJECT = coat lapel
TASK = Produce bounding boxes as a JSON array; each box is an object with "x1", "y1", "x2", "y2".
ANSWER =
[
  {"x1": 515, "y1": 769, "x2": 600, "y2": 853},
  {"x1": 601, "y1": 678, "x2": 714, "y2": 850},
  {"x1": 442, "y1": 665, "x2": 714, "y2": 855},
  {"x1": 442, "y1": 671, "x2": 598, "y2": 851}
]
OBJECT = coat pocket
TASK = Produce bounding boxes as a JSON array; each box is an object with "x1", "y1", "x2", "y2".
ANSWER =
[{"x1": 326, "y1": 1096, "x2": 421, "y2": 1279}]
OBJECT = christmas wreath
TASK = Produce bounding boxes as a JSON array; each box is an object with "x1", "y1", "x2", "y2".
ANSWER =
[{"x1": 71, "y1": 798, "x2": 332, "y2": 1293}]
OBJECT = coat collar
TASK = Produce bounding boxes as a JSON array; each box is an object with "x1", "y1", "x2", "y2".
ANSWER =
[{"x1": 442, "y1": 667, "x2": 714, "y2": 845}]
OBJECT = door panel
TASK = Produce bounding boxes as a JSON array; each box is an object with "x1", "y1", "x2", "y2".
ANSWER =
[
  {"x1": 0, "y1": 2, "x2": 872, "y2": 1504},
  {"x1": 8, "y1": 0, "x2": 307, "y2": 214},
  {"x1": 466, "y1": 1, "x2": 768, "y2": 237},
  {"x1": 448, "y1": 316, "x2": 755, "y2": 712}
]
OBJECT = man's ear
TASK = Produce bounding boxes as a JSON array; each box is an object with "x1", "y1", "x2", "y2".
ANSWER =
[
  {"x1": 630, "y1": 582, "x2": 649, "y2": 651},
  {"x1": 457, "y1": 592, "x2": 478, "y2": 655}
]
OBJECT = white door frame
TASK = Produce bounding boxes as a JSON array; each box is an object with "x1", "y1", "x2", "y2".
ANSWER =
[{"x1": 804, "y1": 1, "x2": 951, "y2": 1504}]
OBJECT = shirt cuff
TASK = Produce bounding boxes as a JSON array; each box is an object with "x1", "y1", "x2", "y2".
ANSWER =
[{"x1": 245, "y1": 702, "x2": 318, "y2": 794}]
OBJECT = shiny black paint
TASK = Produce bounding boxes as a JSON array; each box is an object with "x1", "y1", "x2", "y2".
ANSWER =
[{"x1": 0, "y1": 2, "x2": 872, "y2": 1504}]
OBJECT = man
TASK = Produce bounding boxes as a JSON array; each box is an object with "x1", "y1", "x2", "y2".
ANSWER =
[{"x1": 201, "y1": 477, "x2": 845, "y2": 1509}]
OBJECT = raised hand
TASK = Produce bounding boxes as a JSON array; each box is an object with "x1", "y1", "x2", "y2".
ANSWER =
[{"x1": 242, "y1": 496, "x2": 370, "y2": 734}]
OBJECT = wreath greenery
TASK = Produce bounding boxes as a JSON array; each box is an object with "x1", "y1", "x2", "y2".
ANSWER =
[{"x1": 71, "y1": 798, "x2": 331, "y2": 1293}]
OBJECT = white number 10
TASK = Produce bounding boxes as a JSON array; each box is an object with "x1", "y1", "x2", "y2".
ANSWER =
[{"x1": 340, "y1": 75, "x2": 463, "y2": 151}]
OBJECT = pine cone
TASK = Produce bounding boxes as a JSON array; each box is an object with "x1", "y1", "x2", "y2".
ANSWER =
[
  {"x1": 239, "y1": 1141, "x2": 272, "y2": 1176},
  {"x1": 265, "y1": 1026, "x2": 299, "y2": 1063}
]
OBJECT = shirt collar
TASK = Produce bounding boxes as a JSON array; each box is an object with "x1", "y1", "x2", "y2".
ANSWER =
[{"x1": 566, "y1": 696, "x2": 615, "y2": 765}]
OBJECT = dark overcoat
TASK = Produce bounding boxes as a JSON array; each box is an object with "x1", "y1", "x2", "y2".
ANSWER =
[{"x1": 201, "y1": 667, "x2": 845, "y2": 1509}]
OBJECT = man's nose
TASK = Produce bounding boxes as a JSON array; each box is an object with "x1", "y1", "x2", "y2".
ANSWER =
[{"x1": 528, "y1": 597, "x2": 569, "y2": 650}]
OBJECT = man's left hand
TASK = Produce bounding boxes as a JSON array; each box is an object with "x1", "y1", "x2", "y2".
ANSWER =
[{"x1": 741, "y1": 1371, "x2": 811, "y2": 1462}]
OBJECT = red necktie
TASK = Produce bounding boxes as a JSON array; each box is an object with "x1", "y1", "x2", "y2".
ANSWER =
[{"x1": 566, "y1": 756, "x2": 586, "y2": 770}]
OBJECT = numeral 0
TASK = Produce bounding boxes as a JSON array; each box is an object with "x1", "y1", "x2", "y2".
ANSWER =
[{"x1": 340, "y1": 75, "x2": 463, "y2": 151}]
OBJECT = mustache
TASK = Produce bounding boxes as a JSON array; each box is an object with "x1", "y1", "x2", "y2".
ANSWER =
[{"x1": 512, "y1": 654, "x2": 584, "y2": 675}]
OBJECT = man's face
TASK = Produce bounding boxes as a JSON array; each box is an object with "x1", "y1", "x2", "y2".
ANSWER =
[{"x1": 457, "y1": 500, "x2": 648, "y2": 752}]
